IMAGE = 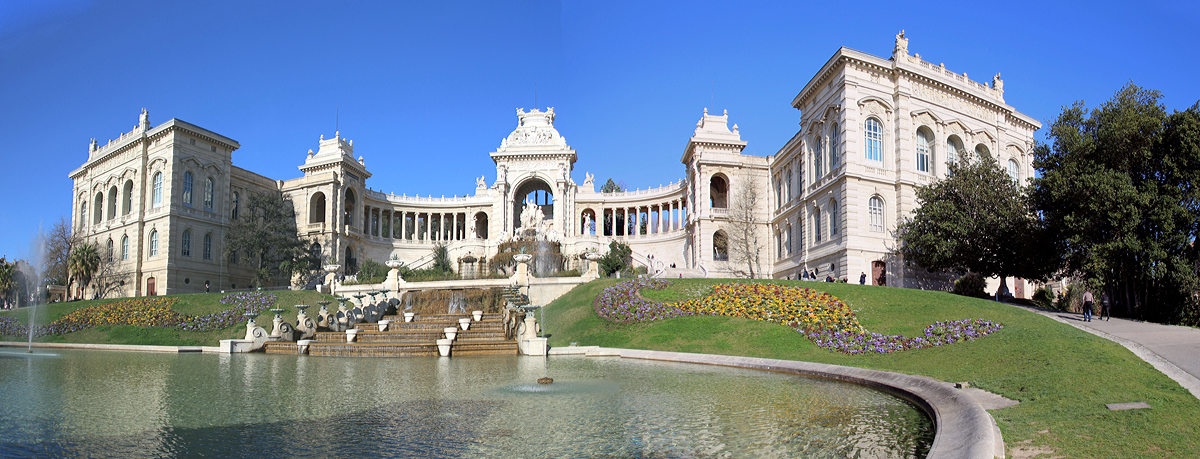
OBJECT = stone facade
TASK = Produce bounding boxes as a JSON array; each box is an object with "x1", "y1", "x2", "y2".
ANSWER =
[
  {"x1": 69, "y1": 33, "x2": 1038, "y2": 298},
  {"x1": 770, "y1": 31, "x2": 1040, "y2": 291}
]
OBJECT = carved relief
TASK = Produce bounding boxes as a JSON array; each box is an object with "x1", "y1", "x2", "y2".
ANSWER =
[
  {"x1": 860, "y1": 100, "x2": 889, "y2": 118},
  {"x1": 913, "y1": 112, "x2": 936, "y2": 129},
  {"x1": 912, "y1": 83, "x2": 992, "y2": 121}
]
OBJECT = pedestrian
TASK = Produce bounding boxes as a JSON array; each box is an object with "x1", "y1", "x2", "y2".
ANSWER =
[
  {"x1": 1100, "y1": 291, "x2": 1111, "y2": 321},
  {"x1": 859, "y1": 272, "x2": 867, "y2": 285},
  {"x1": 1082, "y1": 289, "x2": 1094, "y2": 322},
  {"x1": 205, "y1": 280, "x2": 210, "y2": 293}
]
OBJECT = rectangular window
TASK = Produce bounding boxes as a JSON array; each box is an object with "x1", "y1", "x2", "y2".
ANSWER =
[{"x1": 203, "y1": 234, "x2": 212, "y2": 259}]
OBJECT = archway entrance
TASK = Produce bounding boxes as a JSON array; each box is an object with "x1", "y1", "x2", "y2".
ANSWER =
[{"x1": 513, "y1": 179, "x2": 554, "y2": 236}]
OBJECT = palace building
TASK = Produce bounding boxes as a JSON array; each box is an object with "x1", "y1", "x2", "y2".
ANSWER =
[{"x1": 69, "y1": 33, "x2": 1039, "y2": 298}]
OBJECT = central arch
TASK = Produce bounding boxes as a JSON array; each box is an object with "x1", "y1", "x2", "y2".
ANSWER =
[{"x1": 512, "y1": 178, "x2": 554, "y2": 233}]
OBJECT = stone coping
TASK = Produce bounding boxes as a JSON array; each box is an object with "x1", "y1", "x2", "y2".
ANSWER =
[
  {"x1": 1, "y1": 341, "x2": 1001, "y2": 457},
  {"x1": 0, "y1": 341, "x2": 218, "y2": 353},
  {"x1": 606, "y1": 348, "x2": 1002, "y2": 459}
]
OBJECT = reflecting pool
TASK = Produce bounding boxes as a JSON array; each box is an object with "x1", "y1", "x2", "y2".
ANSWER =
[{"x1": 0, "y1": 349, "x2": 932, "y2": 458}]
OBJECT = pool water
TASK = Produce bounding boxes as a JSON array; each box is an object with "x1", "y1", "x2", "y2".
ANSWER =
[{"x1": 0, "y1": 349, "x2": 932, "y2": 458}]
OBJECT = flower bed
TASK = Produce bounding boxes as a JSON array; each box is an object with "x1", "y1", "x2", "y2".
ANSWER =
[
  {"x1": 1, "y1": 292, "x2": 280, "y2": 338},
  {"x1": 177, "y1": 292, "x2": 277, "y2": 332},
  {"x1": 595, "y1": 280, "x2": 1002, "y2": 354}
]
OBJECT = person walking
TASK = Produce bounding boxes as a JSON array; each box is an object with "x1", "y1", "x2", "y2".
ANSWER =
[
  {"x1": 859, "y1": 272, "x2": 867, "y2": 285},
  {"x1": 1100, "y1": 291, "x2": 1111, "y2": 321},
  {"x1": 1082, "y1": 289, "x2": 1094, "y2": 322}
]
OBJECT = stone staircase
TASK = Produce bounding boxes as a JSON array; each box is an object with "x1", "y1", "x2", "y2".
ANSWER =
[{"x1": 262, "y1": 312, "x2": 517, "y2": 357}]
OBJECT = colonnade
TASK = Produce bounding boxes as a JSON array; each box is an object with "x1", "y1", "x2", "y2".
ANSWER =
[
  {"x1": 359, "y1": 205, "x2": 475, "y2": 242},
  {"x1": 581, "y1": 200, "x2": 687, "y2": 237}
]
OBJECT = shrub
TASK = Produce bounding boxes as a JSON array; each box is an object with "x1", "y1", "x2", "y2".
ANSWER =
[
  {"x1": 953, "y1": 272, "x2": 988, "y2": 298},
  {"x1": 1031, "y1": 286, "x2": 1054, "y2": 309}
]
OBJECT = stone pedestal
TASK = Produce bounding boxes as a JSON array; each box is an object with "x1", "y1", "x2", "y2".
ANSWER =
[
  {"x1": 519, "y1": 337, "x2": 548, "y2": 356},
  {"x1": 583, "y1": 252, "x2": 603, "y2": 280}
]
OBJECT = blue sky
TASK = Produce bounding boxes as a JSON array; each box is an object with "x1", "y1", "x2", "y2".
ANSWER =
[{"x1": 1, "y1": 0, "x2": 1198, "y2": 263}]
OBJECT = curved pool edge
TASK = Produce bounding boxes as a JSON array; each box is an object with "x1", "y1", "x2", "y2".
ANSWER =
[{"x1": 612, "y1": 348, "x2": 1002, "y2": 459}]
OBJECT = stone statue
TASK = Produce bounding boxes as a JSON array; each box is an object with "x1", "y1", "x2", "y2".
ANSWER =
[
  {"x1": 583, "y1": 172, "x2": 594, "y2": 186},
  {"x1": 894, "y1": 30, "x2": 908, "y2": 57},
  {"x1": 584, "y1": 214, "x2": 593, "y2": 235},
  {"x1": 993, "y1": 73, "x2": 1004, "y2": 92},
  {"x1": 476, "y1": 175, "x2": 486, "y2": 188},
  {"x1": 469, "y1": 214, "x2": 477, "y2": 238}
]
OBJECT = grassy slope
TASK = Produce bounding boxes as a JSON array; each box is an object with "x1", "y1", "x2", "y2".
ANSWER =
[
  {"x1": 543, "y1": 279, "x2": 1200, "y2": 459},
  {"x1": 0, "y1": 290, "x2": 333, "y2": 346}
]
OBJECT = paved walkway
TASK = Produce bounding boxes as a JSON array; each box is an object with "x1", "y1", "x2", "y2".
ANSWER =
[{"x1": 1015, "y1": 304, "x2": 1200, "y2": 401}]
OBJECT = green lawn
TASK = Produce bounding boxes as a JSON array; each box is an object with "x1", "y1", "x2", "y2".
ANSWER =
[
  {"x1": 1, "y1": 290, "x2": 334, "y2": 346},
  {"x1": 542, "y1": 279, "x2": 1200, "y2": 459}
]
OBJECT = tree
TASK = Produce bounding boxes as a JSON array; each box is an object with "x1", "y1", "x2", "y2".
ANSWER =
[
  {"x1": 600, "y1": 178, "x2": 624, "y2": 236},
  {"x1": 600, "y1": 178, "x2": 623, "y2": 193},
  {"x1": 897, "y1": 149, "x2": 1049, "y2": 285},
  {"x1": 599, "y1": 241, "x2": 632, "y2": 276},
  {"x1": 1033, "y1": 84, "x2": 1200, "y2": 325},
  {"x1": 726, "y1": 177, "x2": 764, "y2": 278},
  {"x1": 0, "y1": 258, "x2": 14, "y2": 308},
  {"x1": 67, "y1": 241, "x2": 100, "y2": 300},
  {"x1": 225, "y1": 191, "x2": 315, "y2": 288},
  {"x1": 44, "y1": 216, "x2": 79, "y2": 287}
]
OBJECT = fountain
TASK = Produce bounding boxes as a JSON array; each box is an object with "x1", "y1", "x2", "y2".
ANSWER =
[
  {"x1": 334, "y1": 296, "x2": 350, "y2": 332},
  {"x1": 294, "y1": 304, "x2": 315, "y2": 340},
  {"x1": 316, "y1": 300, "x2": 332, "y2": 330}
]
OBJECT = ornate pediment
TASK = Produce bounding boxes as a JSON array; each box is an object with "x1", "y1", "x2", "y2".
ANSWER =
[{"x1": 499, "y1": 108, "x2": 568, "y2": 150}]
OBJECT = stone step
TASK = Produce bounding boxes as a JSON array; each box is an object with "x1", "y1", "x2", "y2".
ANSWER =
[{"x1": 307, "y1": 342, "x2": 439, "y2": 357}]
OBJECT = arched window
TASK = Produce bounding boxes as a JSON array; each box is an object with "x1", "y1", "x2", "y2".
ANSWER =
[
  {"x1": 865, "y1": 118, "x2": 883, "y2": 162},
  {"x1": 121, "y1": 235, "x2": 129, "y2": 260},
  {"x1": 204, "y1": 177, "x2": 214, "y2": 211},
  {"x1": 122, "y1": 180, "x2": 134, "y2": 215},
  {"x1": 79, "y1": 196, "x2": 87, "y2": 229},
  {"x1": 776, "y1": 230, "x2": 782, "y2": 258},
  {"x1": 1008, "y1": 159, "x2": 1019, "y2": 183},
  {"x1": 792, "y1": 221, "x2": 801, "y2": 253},
  {"x1": 813, "y1": 207, "x2": 823, "y2": 242},
  {"x1": 712, "y1": 230, "x2": 729, "y2": 261},
  {"x1": 784, "y1": 169, "x2": 793, "y2": 201},
  {"x1": 182, "y1": 171, "x2": 193, "y2": 205},
  {"x1": 709, "y1": 176, "x2": 728, "y2": 208},
  {"x1": 916, "y1": 129, "x2": 932, "y2": 173},
  {"x1": 310, "y1": 192, "x2": 327, "y2": 223},
  {"x1": 93, "y1": 192, "x2": 104, "y2": 224},
  {"x1": 946, "y1": 136, "x2": 961, "y2": 166},
  {"x1": 107, "y1": 186, "x2": 117, "y2": 220},
  {"x1": 203, "y1": 233, "x2": 212, "y2": 259},
  {"x1": 152, "y1": 172, "x2": 163, "y2": 207},
  {"x1": 813, "y1": 136, "x2": 823, "y2": 178},
  {"x1": 829, "y1": 200, "x2": 839, "y2": 236},
  {"x1": 775, "y1": 175, "x2": 783, "y2": 208},
  {"x1": 869, "y1": 196, "x2": 885, "y2": 232},
  {"x1": 785, "y1": 223, "x2": 793, "y2": 255},
  {"x1": 181, "y1": 230, "x2": 191, "y2": 256},
  {"x1": 106, "y1": 238, "x2": 114, "y2": 263},
  {"x1": 231, "y1": 192, "x2": 239, "y2": 219},
  {"x1": 344, "y1": 189, "x2": 356, "y2": 225},
  {"x1": 149, "y1": 229, "x2": 158, "y2": 257},
  {"x1": 828, "y1": 123, "x2": 840, "y2": 170},
  {"x1": 976, "y1": 144, "x2": 990, "y2": 158}
]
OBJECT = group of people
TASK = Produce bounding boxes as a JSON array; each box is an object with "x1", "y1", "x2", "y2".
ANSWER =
[
  {"x1": 1080, "y1": 289, "x2": 1111, "y2": 322},
  {"x1": 799, "y1": 270, "x2": 840, "y2": 282}
]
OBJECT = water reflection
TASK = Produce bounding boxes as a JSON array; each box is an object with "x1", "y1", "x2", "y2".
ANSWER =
[{"x1": 0, "y1": 350, "x2": 932, "y2": 458}]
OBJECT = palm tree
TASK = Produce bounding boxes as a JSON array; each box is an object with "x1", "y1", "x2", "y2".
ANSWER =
[{"x1": 68, "y1": 242, "x2": 100, "y2": 300}]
